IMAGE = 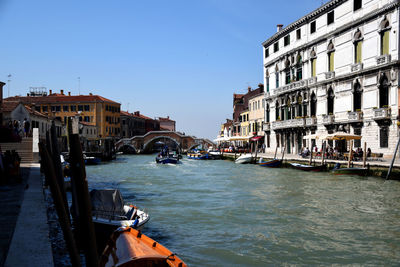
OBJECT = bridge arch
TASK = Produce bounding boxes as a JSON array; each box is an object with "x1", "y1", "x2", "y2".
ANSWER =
[
  {"x1": 117, "y1": 144, "x2": 137, "y2": 154},
  {"x1": 142, "y1": 136, "x2": 181, "y2": 153}
]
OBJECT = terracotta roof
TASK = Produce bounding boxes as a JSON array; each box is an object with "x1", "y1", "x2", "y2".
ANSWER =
[
  {"x1": 158, "y1": 117, "x2": 174, "y2": 122},
  {"x1": 120, "y1": 110, "x2": 133, "y2": 116},
  {"x1": 24, "y1": 105, "x2": 48, "y2": 118},
  {"x1": 1, "y1": 100, "x2": 48, "y2": 118},
  {"x1": 4, "y1": 94, "x2": 120, "y2": 105}
]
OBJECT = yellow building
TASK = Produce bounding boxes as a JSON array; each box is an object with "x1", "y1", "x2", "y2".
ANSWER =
[
  {"x1": 5, "y1": 89, "x2": 121, "y2": 138},
  {"x1": 239, "y1": 110, "x2": 249, "y2": 137}
]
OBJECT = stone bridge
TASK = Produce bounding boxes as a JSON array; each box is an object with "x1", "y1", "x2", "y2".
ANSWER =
[{"x1": 115, "y1": 131, "x2": 214, "y2": 154}]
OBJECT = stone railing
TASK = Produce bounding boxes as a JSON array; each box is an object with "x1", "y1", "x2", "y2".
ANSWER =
[
  {"x1": 305, "y1": 117, "x2": 317, "y2": 126},
  {"x1": 351, "y1": 63, "x2": 363, "y2": 72},
  {"x1": 271, "y1": 118, "x2": 305, "y2": 129},
  {"x1": 373, "y1": 107, "x2": 391, "y2": 120},
  {"x1": 322, "y1": 114, "x2": 335, "y2": 124},
  {"x1": 348, "y1": 111, "x2": 363, "y2": 122},
  {"x1": 376, "y1": 54, "x2": 391, "y2": 65},
  {"x1": 263, "y1": 122, "x2": 271, "y2": 131},
  {"x1": 307, "y1": 77, "x2": 317, "y2": 86},
  {"x1": 325, "y1": 71, "x2": 335, "y2": 80},
  {"x1": 274, "y1": 79, "x2": 308, "y2": 94}
]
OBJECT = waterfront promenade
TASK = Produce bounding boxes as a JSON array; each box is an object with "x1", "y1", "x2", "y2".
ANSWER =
[{"x1": 1, "y1": 164, "x2": 53, "y2": 267}]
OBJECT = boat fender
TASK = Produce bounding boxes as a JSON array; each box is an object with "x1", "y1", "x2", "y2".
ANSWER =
[{"x1": 132, "y1": 217, "x2": 139, "y2": 228}]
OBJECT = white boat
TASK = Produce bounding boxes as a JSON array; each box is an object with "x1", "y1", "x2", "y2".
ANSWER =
[
  {"x1": 90, "y1": 189, "x2": 150, "y2": 235},
  {"x1": 235, "y1": 154, "x2": 254, "y2": 164}
]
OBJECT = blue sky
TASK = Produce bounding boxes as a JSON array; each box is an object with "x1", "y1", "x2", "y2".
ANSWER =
[{"x1": 0, "y1": 0, "x2": 323, "y2": 140}]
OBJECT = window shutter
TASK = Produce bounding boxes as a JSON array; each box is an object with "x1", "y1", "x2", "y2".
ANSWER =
[
  {"x1": 382, "y1": 30, "x2": 389, "y2": 55},
  {"x1": 329, "y1": 52, "x2": 334, "y2": 72},
  {"x1": 356, "y1": 41, "x2": 362, "y2": 63},
  {"x1": 312, "y1": 59, "x2": 316, "y2": 77}
]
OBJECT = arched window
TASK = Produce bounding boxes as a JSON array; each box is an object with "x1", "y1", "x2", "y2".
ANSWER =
[
  {"x1": 265, "y1": 69, "x2": 270, "y2": 92},
  {"x1": 354, "y1": 29, "x2": 363, "y2": 63},
  {"x1": 379, "y1": 74, "x2": 389, "y2": 108},
  {"x1": 327, "y1": 41, "x2": 335, "y2": 72},
  {"x1": 380, "y1": 17, "x2": 390, "y2": 55},
  {"x1": 353, "y1": 81, "x2": 362, "y2": 111},
  {"x1": 297, "y1": 95, "x2": 303, "y2": 117},
  {"x1": 296, "y1": 54, "x2": 303, "y2": 81},
  {"x1": 266, "y1": 104, "x2": 270, "y2": 123},
  {"x1": 285, "y1": 59, "x2": 291, "y2": 84},
  {"x1": 311, "y1": 92, "x2": 317, "y2": 116},
  {"x1": 327, "y1": 87, "x2": 334, "y2": 114},
  {"x1": 275, "y1": 101, "x2": 280, "y2": 120},
  {"x1": 286, "y1": 98, "x2": 291, "y2": 120},
  {"x1": 310, "y1": 49, "x2": 317, "y2": 77}
]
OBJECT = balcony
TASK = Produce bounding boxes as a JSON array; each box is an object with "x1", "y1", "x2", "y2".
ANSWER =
[
  {"x1": 307, "y1": 77, "x2": 317, "y2": 86},
  {"x1": 348, "y1": 111, "x2": 363, "y2": 122},
  {"x1": 305, "y1": 117, "x2": 317, "y2": 126},
  {"x1": 373, "y1": 107, "x2": 391, "y2": 120},
  {"x1": 351, "y1": 63, "x2": 363, "y2": 72},
  {"x1": 376, "y1": 54, "x2": 391, "y2": 65},
  {"x1": 322, "y1": 114, "x2": 335, "y2": 125},
  {"x1": 271, "y1": 118, "x2": 305, "y2": 129},
  {"x1": 263, "y1": 122, "x2": 271, "y2": 131},
  {"x1": 274, "y1": 79, "x2": 308, "y2": 95},
  {"x1": 325, "y1": 71, "x2": 335, "y2": 80}
]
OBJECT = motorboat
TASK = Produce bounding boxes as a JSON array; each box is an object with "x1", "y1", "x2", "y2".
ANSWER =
[
  {"x1": 90, "y1": 189, "x2": 150, "y2": 237},
  {"x1": 331, "y1": 163, "x2": 367, "y2": 176},
  {"x1": 290, "y1": 163, "x2": 326, "y2": 172},
  {"x1": 84, "y1": 154, "x2": 101, "y2": 165},
  {"x1": 155, "y1": 155, "x2": 179, "y2": 164},
  {"x1": 208, "y1": 149, "x2": 222, "y2": 159},
  {"x1": 258, "y1": 158, "x2": 282, "y2": 168},
  {"x1": 235, "y1": 154, "x2": 254, "y2": 164},
  {"x1": 187, "y1": 150, "x2": 212, "y2": 159},
  {"x1": 100, "y1": 226, "x2": 187, "y2": 267}
]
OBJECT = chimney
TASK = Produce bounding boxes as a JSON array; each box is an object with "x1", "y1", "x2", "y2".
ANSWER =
[
  {"x1": 89, "y1": 93, "x2": 93, "y2": 96},
  {"x1": 167, "y1": 116, "x2": 169, "y2": 119},
  {"x1": 49, "y1": 89, "x2": 52, "y2": 95},
  {"x1": 60, "y1": 89, "x2": 64, "y2": 95},
  {"x1": 134, "y1": 111, "x2": 140, "y2": 116},
  {"x1": 277, "y1": 24, "x2": 283, "y2": 32},
  {"x1": 248, "y1": 86, "x2": 251, "y2": 92},
  {"x1": 68, "y1": 91, "x2": 71, "y2": 96}
]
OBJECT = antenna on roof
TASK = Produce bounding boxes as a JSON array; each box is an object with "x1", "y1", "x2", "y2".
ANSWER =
[
  {"x1": 7, "y1": 74, "x2": 12, "y2": 97},
  {"x1": 77, "y1": 77, "x2": 81, "y2": 95}
]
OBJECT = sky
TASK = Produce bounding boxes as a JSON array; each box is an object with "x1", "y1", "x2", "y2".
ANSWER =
[{"x1": 0, "y1": 0, "x2": 323, "y2": 140}]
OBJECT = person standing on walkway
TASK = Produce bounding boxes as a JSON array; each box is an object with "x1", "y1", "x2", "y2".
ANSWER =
[{"x1": 23, "y1": 118, "x2": 30, "y2": 137}]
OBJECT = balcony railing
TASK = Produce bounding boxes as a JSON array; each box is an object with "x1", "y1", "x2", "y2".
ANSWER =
[
  {"x1": 348, "y1": 111, "x2": 363, "y2": 122},
  {"x1": 307, "y1": 77, "x2": 317, "y2": 86},
  {"x1": 351, "y1": 63, "x2": 363, "y2": 72},
  {"x1": 271, "y1": 118, "x2": 305, "y2": 129},
  {"x1": 263, "y1": 122, "x2": 271, "y2": 131},
  {"x1": 376, "y1": 54, "x2": 391, "y2": 65},
  {"x1": 373, "y1": 107, "x2": 391, "y2": 120},
  {"x1": 322, "y1": 114, "x2": 335, "y2": 124},
  {"x1": 305, "y1": 117, "x2": 317, "y2": 126},
  {"x1": 325, "y1": 71, "x2": 335, "y2": 80}
]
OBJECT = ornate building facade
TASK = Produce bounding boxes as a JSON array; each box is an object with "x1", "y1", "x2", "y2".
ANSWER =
[{"x1": 262, "y1": 0, "x2": 400, "y2": 157}]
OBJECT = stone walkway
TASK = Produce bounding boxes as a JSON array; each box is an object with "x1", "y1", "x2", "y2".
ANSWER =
[{"x1": 3, "y1": 164, "x2": 53, "y2": 267}]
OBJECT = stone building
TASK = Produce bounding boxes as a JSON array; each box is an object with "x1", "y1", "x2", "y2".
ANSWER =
[
  {"x1": 262, "y1": 0, "x2": 400, "y2": 157},
  {"x1": 158, "y1": 116, "x2": 176, "y2": 131}
]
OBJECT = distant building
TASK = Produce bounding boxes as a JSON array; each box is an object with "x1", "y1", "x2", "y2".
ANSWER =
[
  {"x1": 120, "y1": 111, "x2": 146, "y2": 138},
  {"x1": 4, "y1": 89, "x2": 121, "y2": 138},
  {"x1": 0, "y1": 81, "x2": 5, "y2": 125},
  {"x1": 158, "y1": 116, "x2": 176, "y2": 131}
]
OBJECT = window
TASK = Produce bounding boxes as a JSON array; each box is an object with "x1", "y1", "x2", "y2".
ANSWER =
[
  {"x1": 355, "y1": 41, "x2": 362, "y2": 63},
  {"x1": 354, "y1": 128, "x2": 362, "y2": 147},
  {"x1": 379, "y1": 74, "x2": 389, "y2": 108},
  {"x1": 296, "y1": 29, "x2": 301, "y2": 40},
  {"x1": 275, "y1": 101, "x2": 280, "y2": 120},
  {"x1": 354, "y1": 0, "x2": 362, "y2": 11},
  {"x1": 274, "y1": 42, "x2": 279, "y2": 52},
  {"x1": 296, "y1": 55, "x2": 302, "y2": 81},
  {"x1": 275, "y1": 72, "x2": 279, "y2": 88},
  {"x1": 63, "y1": 105, "x2": 69, "y2": 112},
  {"x1": 285, "y1": 70, "x2": 291, "y2": 84},
  {"x1": 284, "y1": 35, "x2": 290, "y2": 46},
  {"x1": 353, "y1": 82, "x2": 362, "y2": 111},
  {"x1": 42, "y1": 106, "x2": 48, "y2": 112},
  {"x1": 84, "y1": 116, "x2": 90, "y2": 122},
  {"x1": 78, "y1": 105, "x2": 83, "y2": 111},
  {"x1": 327, "y1": 11, "x2": 334, "y2": 25},
  {"x1": 84, "y1": 105, "x2": 90, "y2": 111},
  {"x1": 266, "y1": 76, "x2": 270, "y2": 92},
  {"x1": 310, "y1": 21, "x2": 316, "y2": 34},
  {"x1": 311, "y1": 93, "x2": 317, "y2": 116},
  {"x1": 265, "y1": 48, "x2": 269, "y2": 58},
  {"x1": 71, "y1": 105, "x2": 76, "y2": 111},
  {"x1": 266, "y1": 104, "x2": 270, "y2": 123},
  {"x1": 328, "y1": 51, "x2": 334, "y2": 72},
  {"x1": 327, "y1": 88, "x2": 334, "y2": 114},
  {"x1": 311, "y1": 58, "x2": 316, "y2": 77},
  {"x1": 380, "y1": 127, "x2": 388, "y2": 148},
  {"x1": 381, "y1": 30, "x2": 389, "y2": 55},
  {"x1": 35, "y1": 106, "x2": 40, "y2": 112}
]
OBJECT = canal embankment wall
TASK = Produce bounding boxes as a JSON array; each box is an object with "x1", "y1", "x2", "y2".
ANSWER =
[{"x1": 221, "y1": 152, "x2": 400, "y2": 179}]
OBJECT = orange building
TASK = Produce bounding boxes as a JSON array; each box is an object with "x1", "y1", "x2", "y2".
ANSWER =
[{"x1": 5, "y1": 89, "x2": 121, "y2": 138}]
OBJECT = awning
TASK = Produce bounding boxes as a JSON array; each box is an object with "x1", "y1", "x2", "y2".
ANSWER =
[
  {"x1": 229, "y1": 136, "x2": 251, "y2": 141},
  {"x1": 324, "y1": 132, "x2": 362, "y2": 140},
  {"x1": 251, "y1": 136, "x2": 263, "y2": 141}
]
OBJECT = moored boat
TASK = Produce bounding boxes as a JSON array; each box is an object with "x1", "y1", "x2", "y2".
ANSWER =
[
  {"x1": 290, "y1": 163, "x2": 326, "y2": 172},
  {"x1": 258, "y1": 158, "x2": 282, "y2": 168},
  {"x1": 100, "y1": 226, "x2": 187, "y2": 267},
  {"x1": 84, "y1": 154, "x2": 101, "y2": 165},
  {"x1": 156, "y1": 156, "x2": 179, "y2": 164},
  {"x1": 187, "y1": 150, "x2": 212, "y2": 159},
  {"x1": 90, "y1": 189, "x2": 149, "y2": 238},
  {"x1": 235, "y1": 154, "x2": 254, "y2": 164}
]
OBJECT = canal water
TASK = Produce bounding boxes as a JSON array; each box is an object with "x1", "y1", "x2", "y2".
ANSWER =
[{"x1": 86, "y1": 155, "x2": 400, "y2": 266}]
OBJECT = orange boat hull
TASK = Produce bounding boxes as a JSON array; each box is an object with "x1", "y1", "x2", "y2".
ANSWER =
[{"x1": 100, "y1": 227, "x2": 187, "y2": 267}]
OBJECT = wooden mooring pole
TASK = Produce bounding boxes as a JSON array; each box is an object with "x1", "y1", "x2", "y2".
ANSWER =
[
  {"x1": 69, "y1": 134, "x2": 99, "y2": 267},
  {"x1": 309, "y1": 145, "x2": 313, "y2": 165},
  {"x1": 321, "y1": 141, "x2": 326, "y2": 166},
  {"x1": 386, "y1": 135, "x2": 400, "y2": 179},
  {"x1": 39, "y1": 142, "x2": 81, "y2": 267},
  {"x1": 274, "y1": 146, "x2": 278, "y2": 159},
  {"x1": 363, "y1": 141, "x2": 367, "y2": 168},
  {"x1": 347, "y1": 140, "x2": 354, "y2": 168}
]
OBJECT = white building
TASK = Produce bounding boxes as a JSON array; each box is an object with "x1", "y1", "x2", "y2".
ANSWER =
[{"x1": 262, "y1": 0, "x2": 400, "y2": 157}]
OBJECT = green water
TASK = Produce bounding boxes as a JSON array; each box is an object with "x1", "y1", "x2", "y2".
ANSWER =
[{"x1": 86, "y1": 155, "x2": 400, "y2": 266}]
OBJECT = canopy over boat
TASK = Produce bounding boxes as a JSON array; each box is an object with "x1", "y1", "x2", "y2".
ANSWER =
[
  {"x1": 90, "y1": 189, "x2": 125, "y2": 217},
  {"x1": 324, "y1": 131, "x2": 361, "y2": 140}
]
